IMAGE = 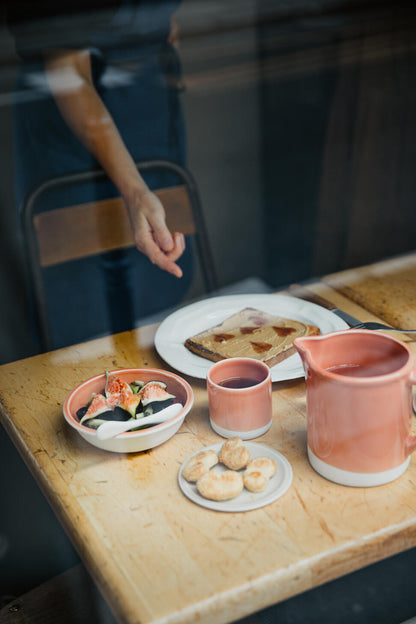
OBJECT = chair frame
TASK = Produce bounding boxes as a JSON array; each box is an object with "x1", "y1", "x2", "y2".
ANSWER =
[{"x1": 21, "y1": 159, "x2": 218, "y2": 352}]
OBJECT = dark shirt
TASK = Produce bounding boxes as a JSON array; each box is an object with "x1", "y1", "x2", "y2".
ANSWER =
[
  {"x1": 7, "y1": 0, "x2": 184, "y2": 207},
  {"x1": 5, "y1": 0, "x2": 180, "y2": 60},
  {"x1": 6, "y1": 0, "x2": 191, "y2": 348}
]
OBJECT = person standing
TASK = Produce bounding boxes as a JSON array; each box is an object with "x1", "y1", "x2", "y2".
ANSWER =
[{"x1": 6, "y1": 0, "x2": 193, "y2": 348}]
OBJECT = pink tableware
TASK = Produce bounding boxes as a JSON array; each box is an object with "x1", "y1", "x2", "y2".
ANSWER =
[
  {"x1": 207, "y1": 358, "x2": 272, "y2": 440},
  {"x1": 294, "y1": 330, "x2": 416, "y2": 486},
  {"x1": 64, "y1": 368, "x2": 193, "y2": 453}
]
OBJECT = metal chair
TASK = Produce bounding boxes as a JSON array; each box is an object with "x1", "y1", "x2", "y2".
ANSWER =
[{"x1": 21, "y1": 159, "x2": 218, "y2": 352}]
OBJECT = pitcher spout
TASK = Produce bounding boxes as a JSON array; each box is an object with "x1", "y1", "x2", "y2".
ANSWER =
[
  {"x1": 293, "y1": 333, "x2": 331, "y2": 376},
  {"x1": 294, "y1": 336, "x2": 315, "y2": 367}
]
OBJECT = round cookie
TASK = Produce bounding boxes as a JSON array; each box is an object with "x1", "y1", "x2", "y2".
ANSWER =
[
  {"x1": 243, "y1": 457, "x2": 276, "y2": 493},
  {"x1": 182, "y1": 449, "x2": 218, "y2": 482},
  {"x1": 196, "y1": 470, "x2": 244, "y2": 501},
  {"x1": 219, "y1": 437, "x2": 250, "y2": 470}
]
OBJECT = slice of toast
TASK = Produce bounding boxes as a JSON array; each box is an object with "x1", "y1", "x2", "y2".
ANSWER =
[{"x1": 184, "y1": 307, "x2": 320, "y2": 368}]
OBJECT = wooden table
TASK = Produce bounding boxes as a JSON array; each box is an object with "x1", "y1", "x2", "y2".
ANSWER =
[{"x1": 1, "y1": 252, "x2": 416, "y2": 624}]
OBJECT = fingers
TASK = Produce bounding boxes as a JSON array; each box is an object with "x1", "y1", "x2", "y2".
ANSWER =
[
  {"x1": 143, "y1": 197, "x2": 174, "y2": 253},
  {"x1": 127, "y1": 191, "x2": 186, "y2": 278},
  {"x1": 166, "y1": 232, "x2": 185, "y2": 261},
  {"x1": 148, "y1": 241, "x2": 184, "y2": 278},
  {"x1": 136, "y1": 227, "x2": 185, "y2": 278},
  {"x1": 160, "y1": 233, "x2": 186, "y2": 277}
]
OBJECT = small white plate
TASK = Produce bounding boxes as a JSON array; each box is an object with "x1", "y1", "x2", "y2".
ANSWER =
[
  {"x1": 178, "y1": 442, "x2": 293, "y2": 512},
  {"x1": 155, "y1": 294, "x2": 348, "y2": 382}
]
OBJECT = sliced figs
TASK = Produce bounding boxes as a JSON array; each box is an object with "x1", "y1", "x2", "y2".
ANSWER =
[
  {"x1": 80, "y1": 393, "x2": 112, "y2": 424},
  {"x1": 139, "y1": 381, "x2": 175, "y2": 416},
  {"x1": 130, "y1": 380, "x2": 145, "y2": 394},
  {"x1": 141, "y1": 380, "x2": 168, "y2": 391},
  {"x1": 76, "y1": 374, "x2": 177, "y2": 430},
  {"x1": 82, "y1": 407, "x2": 130, "y2": 428},
  {"x1": 118, "y1": 387, "x2": 143, "y2": 418},
  {"x1": 82, "y1": 418, "x2": 108, "y2": 429},
  {"x1": 139, "y1": 381, "x2": 175, "y2": 405},
  {"x1": 105, "y1": 372, "x2": 131, "y2": 408}
]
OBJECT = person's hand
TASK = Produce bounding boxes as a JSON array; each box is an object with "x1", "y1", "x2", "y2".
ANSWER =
[
  {"x1": 126, "y1": 189, "x2": 185, "y2": 278},
  {"x1": 44, "y1": 49, "x2": 185, "y2": 278}
]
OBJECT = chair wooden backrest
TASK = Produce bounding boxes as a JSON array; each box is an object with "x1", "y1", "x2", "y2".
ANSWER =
[
  {"x1": 34, "y1": 186, "x2": 195, "y2": 268},
  {"x1": 21, "y1": 159, "x2": 217, "y2": 351}
]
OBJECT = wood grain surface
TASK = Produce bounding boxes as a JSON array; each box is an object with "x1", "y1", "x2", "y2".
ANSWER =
[
  {"x1": 1, "y1": 260, "x2": 416, "y2": 624},
  {"x1": 323, "y1": 253, "x2": 416, "y2": 330},
  {"x1": 34, "y1": 186, "x2": 195, "y2": 267}
]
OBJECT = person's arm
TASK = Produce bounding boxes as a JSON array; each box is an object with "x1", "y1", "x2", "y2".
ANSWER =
[{"x1": 44, "y1": 48, "x2": 185, "y2": 278}]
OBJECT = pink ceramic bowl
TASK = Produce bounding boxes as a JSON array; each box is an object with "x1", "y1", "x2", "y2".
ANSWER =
[{"x1": 63, "y1": 368, "x2": 194, "y2": 453}]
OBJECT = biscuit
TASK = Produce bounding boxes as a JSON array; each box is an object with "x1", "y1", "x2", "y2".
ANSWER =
[
  {"x1": 219, "y1": 437, "x2": 250, "y2": 470},
  {"x1": 196, "y1": 470, "x2": 244, "y2": 501},
  {"x1": 243, "y1": 457, "x2": 276, "y2": 493},
  {"x1": 182, "y1": 449, "x2": 218, "y2": 482}
]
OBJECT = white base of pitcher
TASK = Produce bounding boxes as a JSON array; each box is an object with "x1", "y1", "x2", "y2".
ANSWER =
[
  {"x1": 307, "y1": 447, "x2": 410, "y2": 487},
  {"x1": 210, "y1": 419, "x2": 272, "y2": 440}
]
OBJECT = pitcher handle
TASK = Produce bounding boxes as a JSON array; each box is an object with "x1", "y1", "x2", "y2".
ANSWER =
[{"x1": 405, "y1": 370, "x2": 416, "y2": 455}]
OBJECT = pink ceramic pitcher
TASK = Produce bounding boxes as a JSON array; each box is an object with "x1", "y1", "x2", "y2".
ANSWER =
[{"x1": 294, "y1": 330, "x2": 416, "y2": 487}]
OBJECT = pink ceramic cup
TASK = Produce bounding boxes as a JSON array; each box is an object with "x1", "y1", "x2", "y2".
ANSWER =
[{"x1": 207, "y1": 357, "x2": 272, "y2": 440}]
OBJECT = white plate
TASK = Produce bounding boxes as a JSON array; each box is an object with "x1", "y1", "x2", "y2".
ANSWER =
[
  {"x1": 155, "y1": 294, "x2": 347, "y2": 382},
  {"x1": 178, "y1": 442, "x2": 293, "y2": 512}
]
